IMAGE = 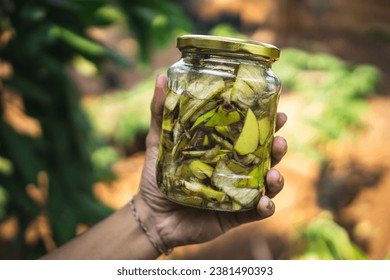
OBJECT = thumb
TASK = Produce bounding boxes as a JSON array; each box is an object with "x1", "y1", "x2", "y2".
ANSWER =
[{"x1": 146, "y1": 74, "x2": 167, "y2": 149}]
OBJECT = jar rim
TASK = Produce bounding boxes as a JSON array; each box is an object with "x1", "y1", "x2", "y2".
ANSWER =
[{"x1": 177, "y1": 34, "x2": 280, "y2": 60}]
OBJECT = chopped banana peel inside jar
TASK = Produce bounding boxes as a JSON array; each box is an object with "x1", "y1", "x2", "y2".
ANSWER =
[
  {"x1": 234, "y1": 108, "x2": 259, "y2": 155},
  {"x1": 157, "y1": 35, "x2": 281, "y2": 211}
]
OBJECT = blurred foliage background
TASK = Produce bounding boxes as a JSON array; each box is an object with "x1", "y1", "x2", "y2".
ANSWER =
[
  {"x1": 0, "y1": 0, "x2": 192, "y2": 259},
  {"x1": 1, "y1": 0, "x2": 389, "y2": 260}
]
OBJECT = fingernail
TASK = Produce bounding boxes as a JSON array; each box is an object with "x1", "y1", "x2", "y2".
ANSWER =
[
  {"x1": 279, "y1": 112, "x2": 288, "y2": 123},
  {"x1": 278, "y1": 175, "x2": 284, "y2": 185},
  {"x1": 155, "y1": 74, "x2": 166, "y2": 88}
]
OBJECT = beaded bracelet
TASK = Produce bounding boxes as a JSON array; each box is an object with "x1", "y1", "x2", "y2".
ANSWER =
[{"x1": 129, "y1": 198, "x2": 173, "y2": 256}]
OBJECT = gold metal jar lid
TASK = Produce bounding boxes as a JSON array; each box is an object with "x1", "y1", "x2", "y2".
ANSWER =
[{"x1": 177, "y1": 34, "x2": 280, "y2": 60}]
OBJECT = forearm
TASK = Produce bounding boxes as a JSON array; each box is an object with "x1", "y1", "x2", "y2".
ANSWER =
[{"x1": 41, "y1": 203, "x2": 161, "y2": 260}]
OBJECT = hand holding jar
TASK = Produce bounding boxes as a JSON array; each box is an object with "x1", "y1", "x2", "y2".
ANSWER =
[
  {"x1": 42, "y1": 71, "x2": 287, "y2": 260},
  {"x1": 132, "y1": 65, "x2": 287, "y2": 254},
  {"x1": 157, "y1": 35, "x2": 283, "y2": 212},
  {"x1": 42, "y1": 36, "x2": 287, "y2": 260}
]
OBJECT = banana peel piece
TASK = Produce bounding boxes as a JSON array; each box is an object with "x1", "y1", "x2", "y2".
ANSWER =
[
  {"x1": 235, "y1": 165, "x2": 265, "y2": 189},
  {"x1": 162, "y1": 113, "x2": 174, "y2": 131},
  {"x1": 184, "y1": 180, "x2": 226, "y2": 202},
  {"x1": 231, "y1": 79, "x2": 256, "y2": 108},
  {"x1": 191, "y1": 109, "x2": 216, "y2": 129},
  {"x1": 203, "y1": 135, "x2": 209, "y2": 145},
  {"x1": 231, "y1": 64, "x2": 266, "y2": 108},
  {"x1": 164, "y1": 89, "x2": 181, "y2": 111},
  {"x1": 212, "y1": 160, "x2": 241, "y2": 189},
  {"x1": 236, "y1": 64, "x2": 266, "y2": 93},
  {"x1": 202, "y1": 145, "x2": 221, "y2": 161},
  {"x1": 258, "y1": 117, "x2": 271, "y2": 145},
  {"x1": 215, "y1": 125, "x2": 234, "y2": 142},
  {"x1": 181, "y1": 76, "x2": 225, "y2": 123},
  {"x1": 227, "y1": 160, "x2": 248, "y2": 174},
  {"x1": 172, "y1": 136, "x2": 188, "y2": 158},
  {"x1": 211, "y1": 160, "x2": 260, "y2": 206},
  {"x1": 175, "y1": 164, "x2": 193, "y2": 180},
  {"x1": 225, "y1": 186, "x2": 260, "y2": 207},
  {"x1": 204, "y1": 105, "x2": 241, "y2": 127},
  {"x1": 211, "y1": 133, "x2": 233, "y2": 150},
  {"x1": 232, "y1": 201, "x2": 243, "y2": 211},
  {"x1": 170, "y1": 193, "x2": 203, "y2": 207},
  {"x1": 189, "y1": 160, "x2": 214, "y2": 179},
  {"x1": 234, "y1": 108, "x2": 259, "y2": 155},
  {"x1": 254, "y1": 141, "x2": 271, "y2": 160}
]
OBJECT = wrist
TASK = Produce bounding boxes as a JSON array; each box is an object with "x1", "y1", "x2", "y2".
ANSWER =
[{"x1": 130, "y1": 194, "x2": 173, "y2": 256}]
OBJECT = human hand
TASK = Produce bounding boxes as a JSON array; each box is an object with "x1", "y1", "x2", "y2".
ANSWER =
[{"x1": 132, "y1": 74, "x2": 287, "y2": 254}]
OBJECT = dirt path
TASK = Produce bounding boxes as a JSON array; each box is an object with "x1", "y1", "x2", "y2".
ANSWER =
[{"x1": 324, "y1": 96, "x2": 390, "y2": 259}]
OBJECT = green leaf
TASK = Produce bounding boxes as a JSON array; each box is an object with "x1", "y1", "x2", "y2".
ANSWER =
[
  {"x1": 0, "y1": 185, "x2": 9, "y2": 220},
  {"x1": 49, "y1": 26, "x2": 132, "y2": 68},
  {"x1": 5, "y1": 74, "x2": 51, "y2": 109},
  {"x1": 118, "y1": 0, "x2": 193, "y2": 63},
  {"x1": 0, "y1": 120, "x2": 43, "y2": 185},
  {"x1": 20, "y1": 3, "x2": 47, "y2": 22},
  {"x1": 87, "y1": 5, "x2": 126, "y2": 26}
]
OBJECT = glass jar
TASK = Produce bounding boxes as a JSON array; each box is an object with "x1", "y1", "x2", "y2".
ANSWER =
[{"x1": 156, "y1": 35, "x2": 281, "y2": 211}]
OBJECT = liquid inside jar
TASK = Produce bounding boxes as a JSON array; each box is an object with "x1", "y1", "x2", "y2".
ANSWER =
[{"x1": 157, "y1": 59, "x2": 280, "y2": 211}]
